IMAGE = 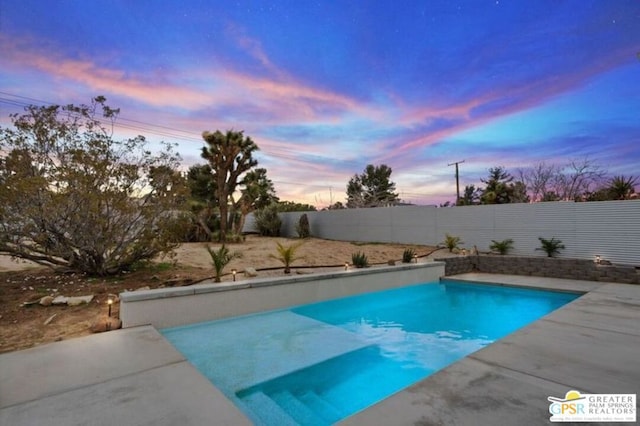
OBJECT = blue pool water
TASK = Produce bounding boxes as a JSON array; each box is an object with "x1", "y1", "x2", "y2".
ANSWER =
[{"x1": 161, "y1": 281, "x2": 579, "y2": 425}]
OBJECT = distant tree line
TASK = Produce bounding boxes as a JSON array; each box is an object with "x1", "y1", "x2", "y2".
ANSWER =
[{"x1": 457, "y1": 160, "x2": 637, "y2": 206}]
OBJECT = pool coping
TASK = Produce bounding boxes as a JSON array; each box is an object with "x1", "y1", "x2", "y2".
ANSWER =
[{"x1": 1, "y1": 273, "x2": 638, "y2": 425}]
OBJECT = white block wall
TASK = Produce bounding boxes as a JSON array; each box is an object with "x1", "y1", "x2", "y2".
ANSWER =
[{"x1": 275, "y1": 200, "x2": 640, "y2": 266}]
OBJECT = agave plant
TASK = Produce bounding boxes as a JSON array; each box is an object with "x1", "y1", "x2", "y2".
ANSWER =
[
  {"x1": 402, "y1": 248, "x2": 417, "y2": 263},
  {"x1": 351, "y1": 251, "x2": 369, "y2": 268},
  {"x1": 270, "y1": 242, "x2": 304, "y2": 274},
  {"x1": 206, "y1": 244, "x2": 241, "y2": 283},
  {"x1": 441, "y1": 233, "x2": 463, "y2": 253},
  {"x1": 536, "y1": 237, "x2": 565, "y2": 258},
  {"x1": 490, "y1": 238, "x2": 514, "y2": 255}
]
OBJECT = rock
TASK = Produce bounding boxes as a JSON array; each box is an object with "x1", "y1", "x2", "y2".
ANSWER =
[
  {"x1": 39, "y1": 296, "x2": 55, "y2": 306},
  {"x1": 387, "y1": 260, "x2": 396, "y2": 266},
  {"x1": 43, "y1": 314, "x2": 57, "y2": 325},
  {"x1": 66, "y1": 295, "x2": 94, "y2": 306},
  {"x1": 91, "y1": 315, "x2": 123, "y2": 333},
  {"x1": 52, "y1": 296, "x2": 68, "y2": 305},
  {"x1": 244, "y1": 267, "x2": 258, "y2": 277},
  {"x1": 135, "y1": 286, "x2": 151, "y2": 291}
]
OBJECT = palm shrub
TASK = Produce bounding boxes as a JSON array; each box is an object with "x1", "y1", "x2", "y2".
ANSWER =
[
  {"x1": 351, "y1": 251, "x2": 369, "y2": 268},
  {"x1": 536, "y1": 237, "x2": 565, "y2": 257},
  {"x1": 206, "y1": 244, "x2": 241, "y2": 283},
  {"x1": 442, "y1": 233, "x2": 463, "y2": 252},
  {"x1": 296, "y1": 214, "x2": 311, "y2": 238},
  {"x1": 270, "y1": 242, "x2": 304, "y2": 274},
  {"x1": 402, "y1": 248, "x2": 416, "y2": 263},
  {"x1": 490, "y1": 239, "x2": 514, "y2": 255}
]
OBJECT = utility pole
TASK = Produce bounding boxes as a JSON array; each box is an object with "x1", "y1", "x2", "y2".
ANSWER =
[{"x1": 447, "y1": 160, "x2": 465, "y2": 205}]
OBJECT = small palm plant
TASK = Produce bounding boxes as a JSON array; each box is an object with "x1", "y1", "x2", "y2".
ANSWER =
[
  {"x1": 271, "y1": 242, "x2": 304, "y2": 274},
  {"x1": 490, "y1": 238, "x2": 514, "y2": 255},
  {"x1": 206, "y1": 244, "x2": 241, "y2": 283},
  {"x1": 442, "y1": 233, "x2": 463, "y2": 252},
  {"x1": 536, "y1": 237, "x2": 565, "y2": 258}
]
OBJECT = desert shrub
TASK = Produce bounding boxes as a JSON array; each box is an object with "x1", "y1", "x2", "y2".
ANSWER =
[
  {"x1": 254, "y1": 204, "x2": 282, "y2": 236},
  {"x1": 441, "y1": 233, "x2": 463, "y2": 252},
  {"x1": 536, "y1": 237, "x2": 565, "y2": 257},
  {"x1": 0, "y1": 97, "x2": 189, "y2": 276},
  {"x1": 402, "y1": 248, "x2": 416, "y2": 263},
  {"x1": 270, "y1": 242, "x2": 304, "y2": 274},
  {"x1": 351, "y1": 251, "x2": 369, "y2": 268},
  {"x1": 296, "y1": 214, "x2": 311, "y2": 238},
  {"x1": 206, "y1": 244, "x2": 241, "y2": 283},
  {"x1": 490, "y1": 239, "x2": 514, "y2": 255}
]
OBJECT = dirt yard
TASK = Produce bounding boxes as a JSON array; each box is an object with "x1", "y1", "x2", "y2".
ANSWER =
[{"x1": 0, "y1": 236, "x2": 444, "y2": 354}]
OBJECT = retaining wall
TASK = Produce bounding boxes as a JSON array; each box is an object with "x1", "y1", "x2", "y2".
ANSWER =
[
  {"x1": 120, "y1": 262, "x2": 445, "y2": 329},
  {"x1": 436, "y1": 255, "x2": 640, "y2": 284}
]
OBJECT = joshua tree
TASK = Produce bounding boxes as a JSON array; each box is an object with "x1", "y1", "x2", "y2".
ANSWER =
[
  {"x1": 206, "y1": 244, "x2": 240, "y2": 282},
  {"x1": 270, "y1": 242, "x2": 304, "y2": 274}
]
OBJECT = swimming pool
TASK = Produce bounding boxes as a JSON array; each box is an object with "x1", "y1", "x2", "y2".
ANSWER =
[{"x1": 162, "y1": 280, "x2": 579, "y2": 425}]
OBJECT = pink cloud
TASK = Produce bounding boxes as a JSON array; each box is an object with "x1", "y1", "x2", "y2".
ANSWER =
[{"x1": 1, "y1": 37, "x2": 212, "y2": 109}]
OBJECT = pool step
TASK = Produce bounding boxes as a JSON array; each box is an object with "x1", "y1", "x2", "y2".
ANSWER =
[
  {"x1": 241, "y1": 391, "x2": 299, "y2": 426},
  {"x1": 271, "y1": 390, "x2": 324, "y2": 425},
  {"x1": 298, "y1": 390, "x2": 343, "y2": 423}
]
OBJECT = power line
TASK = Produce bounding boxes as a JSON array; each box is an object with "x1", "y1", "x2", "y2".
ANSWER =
[{"x1": 0, "y1": 91, "x2": 361, "y2": 168}]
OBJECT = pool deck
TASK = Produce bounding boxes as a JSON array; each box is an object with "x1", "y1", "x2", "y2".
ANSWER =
[{"x1": 1, "y1": 273, "x2": 639, "y2": 425}]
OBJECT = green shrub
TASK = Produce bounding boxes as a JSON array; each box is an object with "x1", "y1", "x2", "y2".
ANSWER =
[
  {"x1": 441, "y1": 233, "x2": 463, "y2": 252},
  {"x1": 536, "y1": 237, "x2": 565, "y2": 257},
  {"x1": 402, "y1": 248, "x2": 416, "y2": 263},
  {"x1": 351, "y1": 251, "x2": 369, "y2": 268},
  {"x1": 254, "y1": 204, "x2": 282, "y2": 236},
  {"x1": 296, "y1": 214, "x2": 311, "y2": 238},
  {"x1": 489, "y1": 239, "x2": 514, "y2": 255}
]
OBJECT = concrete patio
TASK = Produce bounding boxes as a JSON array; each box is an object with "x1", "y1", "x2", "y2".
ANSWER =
[{"x1": 1, "y1": 273, "x2": 638, "y2": 425}]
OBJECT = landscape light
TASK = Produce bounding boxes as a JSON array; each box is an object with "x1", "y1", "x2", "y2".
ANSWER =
[
  {"x1": 232, "y1": 269, "x2": 237, "y2": 281},
  {"x1": 414, "y1": 254, "x2": 418, "y2": 263},
  {"x1": 107, "y1": 298, "x2": 113, "y2": 317},
  {"x1": 595, "y1": 255, "x2": 601, "y2": 264},
  {"x1": 344, "y1": 262, "x2": 349, "y2": 271}
]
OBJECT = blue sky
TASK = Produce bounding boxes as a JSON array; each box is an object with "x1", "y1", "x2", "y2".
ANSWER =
[{"x1": 1, "y1": 0, "x2": 639, "y2": 206}]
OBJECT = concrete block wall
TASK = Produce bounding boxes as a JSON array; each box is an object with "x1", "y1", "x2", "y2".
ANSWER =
[{"x1": 436, "y1": 255, "x2": 640, "y2": 284}]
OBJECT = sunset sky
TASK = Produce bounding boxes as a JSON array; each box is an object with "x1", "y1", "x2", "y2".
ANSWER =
[{"x1": 1, "y1": 0, "x2": 639, "y2": 206}]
